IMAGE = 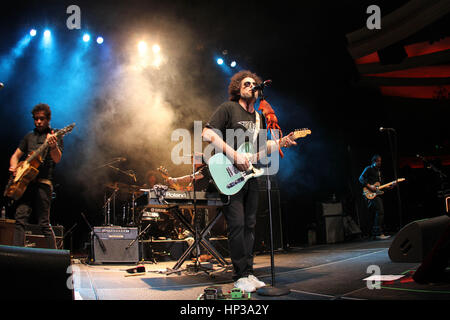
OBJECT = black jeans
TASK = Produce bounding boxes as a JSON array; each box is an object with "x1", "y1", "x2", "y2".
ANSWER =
[
  {"x1": 13, "y1": 182, "x2": 56, "y2": 249},
  {"x1": 367, "y1": 196, "x2": 385, "y2": 237},
  {"x1": 223, "y1": 178, "x2": 259, "y2": 281}
]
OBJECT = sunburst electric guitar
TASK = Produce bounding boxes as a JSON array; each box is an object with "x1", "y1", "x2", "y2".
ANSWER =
[
  {"x1": 208, "y1": 128, "x2": 311, "y2": 195},
  {"x1": 4, "y1": 123, "x2": 75, "y2": 201},
  {"x1": 362, "y1": 178, "x2": 405, "y2": 200}
]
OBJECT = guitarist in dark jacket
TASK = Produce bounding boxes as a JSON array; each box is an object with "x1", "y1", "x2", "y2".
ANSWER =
[
  {"x1": 9, "y1": 103, "x2": 63, "y2": 248},
  {"x1": 359, "y1": 154, "x2": 393, "y2": 240}
]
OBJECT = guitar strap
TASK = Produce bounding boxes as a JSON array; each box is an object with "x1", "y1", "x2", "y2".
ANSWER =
[{"x1": 253, "y1": 111, "x2": 260, "y2": 145}]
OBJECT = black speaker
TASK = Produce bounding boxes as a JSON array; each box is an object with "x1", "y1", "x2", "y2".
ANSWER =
[
  {"x1": 388, "y1": 215, "x2": 450, "y2": 263},
  {"x1": 317, "y1": 202, "x2": 345, "y2": 244},
  {"x1": 0, "y1": 245, "x2": 73, "y2": 300},
  {"x1": 255, "y1": 189, "x2": 283, "y2": 252},
  {"x1": 413, "y1": 221, "x2": 450, "y2": 283},
  {"x1": 91, "y1": 226, "x2": 139, "y2": 264}
]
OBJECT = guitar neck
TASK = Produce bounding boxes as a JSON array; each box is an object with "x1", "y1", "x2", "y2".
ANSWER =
[
  {"x1": 378, "y1": 180, "x2": 399, "y2": 190},
  {"x1": 27, "y1": 141, "x2": 49, "y2": 163},
  {"x1": 26, "y1": 128, "x2": 69, "y2": 163},
  {"x1": 252, "y1": 128, "x2": 311, "y2": 161}
]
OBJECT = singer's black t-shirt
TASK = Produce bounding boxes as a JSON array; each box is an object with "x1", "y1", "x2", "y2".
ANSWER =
[{"x1": 205, "y1": 101, "x2": 266, "y2": 152}]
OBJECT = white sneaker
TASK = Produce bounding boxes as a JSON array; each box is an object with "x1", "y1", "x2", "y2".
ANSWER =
[
  {"x1": 247, "y1": 275, "x2": 266, "y2": 289},
  {"x1": 234, "y1": 277, "x2": 256, "y2": 293}
]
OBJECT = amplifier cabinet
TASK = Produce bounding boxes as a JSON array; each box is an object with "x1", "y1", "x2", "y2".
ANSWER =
[
  {"x1": 92, "y1": 226, "x2": 139, "y2": 263},
  {"x1": 0, "y1": 219, "x2": 15, "y2": 245},
  {"x1": 25, "y1": 224, "x2": 64, "y2": 249}
]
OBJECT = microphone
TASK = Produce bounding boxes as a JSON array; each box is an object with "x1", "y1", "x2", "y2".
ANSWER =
[
  {"x1": 252, "y1": 79, "x2": 272, "y2": 92},
  {"x1": 379, "y1": 127, "x2": 395, "y2": 132}
]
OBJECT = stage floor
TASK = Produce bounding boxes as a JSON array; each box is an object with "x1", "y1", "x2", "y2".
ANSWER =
[{"x1": 72, "y1": 237, "x2": 450, "y2": 301}]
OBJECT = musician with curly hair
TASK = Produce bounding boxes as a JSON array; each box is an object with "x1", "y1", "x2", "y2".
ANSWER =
[{"x1": 202, "y1": 70, "x2": 297, "y2": 293}]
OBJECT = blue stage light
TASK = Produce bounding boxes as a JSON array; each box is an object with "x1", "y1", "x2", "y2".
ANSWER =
[
  {"x1": 30, "y1": 29, "x2": 37, "y2": 37},
  {"x1": 217, "y1": 58, "x2": 224, "y2": 65},
  {"x1": 83, "y1": 34, "x2": 91, "y2": 42},
  {"x1": 43, "y1": 30, "x2": 51, "y2": 38},
  {"x1": 230, "y1": 61, "x2": 237, "y2": 68},
  {"x1": 96, "y1": 36, "x2": 104, "y2": 44}
]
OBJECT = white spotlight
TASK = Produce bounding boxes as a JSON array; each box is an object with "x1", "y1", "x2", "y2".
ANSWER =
[
  {"x1": 230, "y1": 61, "x2": 237, "y2": 68},
  {"x1": 138, "y1": 41, "x2": 147, "y2": 54},
  {"x1": 96, "y1": 37, "x2": 104, "y2": 44},
  {"x1": 152, "y1": 44, "x2": 160, "y2": 53},
  {"x1": 30, "y1": 29, "x2": 37, "y2": 37}
]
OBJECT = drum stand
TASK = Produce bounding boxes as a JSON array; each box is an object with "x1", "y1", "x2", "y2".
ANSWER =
[{"x1": 102, "y1": 188, "x2": 117, "y2": 226}]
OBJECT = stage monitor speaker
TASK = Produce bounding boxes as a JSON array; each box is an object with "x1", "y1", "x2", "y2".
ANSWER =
[
  {"x1": 0, "y1": 245, "x2": 73, "y2": 300},
  {"x1": 388, "y1": 215, "x2": 450, "y2": 263},
  {"x1": 413, "y1": 221, "x2": 450, "y2": 283},
  {"x1": 92, "y1": 226, "x2": 139, "y2": 263},
  {"x1": 255, "y1": 189, "x2": 283, "y2": 252}
]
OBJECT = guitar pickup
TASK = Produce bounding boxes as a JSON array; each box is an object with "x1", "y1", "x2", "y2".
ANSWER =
[
  {"x1": 227, "y1": 176, "x2": 245, "y2": 188},
  {"x1": 226, "y1": 166, "x2": 240, "y2": 177}
]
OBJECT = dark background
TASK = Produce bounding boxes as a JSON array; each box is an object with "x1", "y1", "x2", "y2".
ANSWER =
[{"x1": 1, "y1": 0, "x2": 449, "y2": 252}]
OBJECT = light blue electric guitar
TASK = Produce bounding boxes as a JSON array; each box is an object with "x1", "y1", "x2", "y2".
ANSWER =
[{"x1": 208, "y1": 128, "x2": 311, "y2": 195}]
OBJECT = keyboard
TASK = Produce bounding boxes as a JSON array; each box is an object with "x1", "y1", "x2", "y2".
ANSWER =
[{"x1": 136, "y1": 189, "x2": 228, "y2": 207}]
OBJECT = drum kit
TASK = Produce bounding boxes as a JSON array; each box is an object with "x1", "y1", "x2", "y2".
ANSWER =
[{"x1": 98, "y1": 158, "x2": 188, "y2": 241}]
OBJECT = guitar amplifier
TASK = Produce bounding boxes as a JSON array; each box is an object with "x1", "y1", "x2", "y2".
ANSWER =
[
  {"x1": 91, "y1": 226, "x2": 139, "y2": 263},
  {"x1": 317, "y1": 202, "x2": 344, "y2": 244},
  {"x1": 25, "y1": 224, "x2": 64, "y2": 249},
  {"x1": 0, "y1": 219, "x2": 15, "y2": 245}
]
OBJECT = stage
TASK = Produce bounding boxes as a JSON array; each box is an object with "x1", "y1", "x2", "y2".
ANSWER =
[{"x1": 71, "y1": 237, "x2": 450, "y2": 301}]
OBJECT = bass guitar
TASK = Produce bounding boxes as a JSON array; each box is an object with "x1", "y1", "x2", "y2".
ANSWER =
[
  {"x1": 362, "y1": 178, "x2": 405, "y2": 200},
  {"x1": 208, "y1": 128, "x2": 311, "y2": 195},
  {"x1": 4, "y1": 123, "x2": 75, "y2": 201}
]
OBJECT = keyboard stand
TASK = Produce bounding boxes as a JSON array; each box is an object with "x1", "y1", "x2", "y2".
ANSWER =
[{"x1": 167, "y1": 205, "x2": 230, "y2": 272}]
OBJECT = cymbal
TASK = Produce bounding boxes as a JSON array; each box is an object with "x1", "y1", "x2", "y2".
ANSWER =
[{"x1": 104, "y1": 182, "x2": 143, "y2": 194}]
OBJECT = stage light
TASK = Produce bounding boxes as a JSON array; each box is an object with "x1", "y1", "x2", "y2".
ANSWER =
[
  {"x1": 217, "y1": 58, "x2": 224, "y2": 65},
  {"x1": 30, "y1": 29, "x2": 37, "y2": 37},
  {"x1": 152, "y1": 44, "x2": 160, "y2": 53},
  {"x1": 82, "y1": 33, "x2": 90, "y2": 42},
  {"x1": 138, "y1": 41, "x2": 147, "y2": 55},
  {"x1": 230, "y1": 61, "x2": 237, "y2": 68},
  {"x1": 96, "y1": 36, "x2": 104, "y2": 44},
  {"x1": 43, "y1": 30, "x2": 51, "y2": 38}
]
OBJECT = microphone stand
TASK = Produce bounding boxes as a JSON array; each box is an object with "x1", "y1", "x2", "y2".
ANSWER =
[
  {"x1": 387, "y1": 129, "x2": 403, "y2": 230},
  {"x1": 255, "y1": 88, "x2": 290, "y2": 297}
]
